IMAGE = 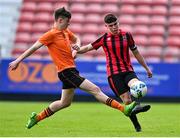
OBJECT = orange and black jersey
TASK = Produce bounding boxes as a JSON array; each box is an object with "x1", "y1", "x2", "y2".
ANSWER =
[
  {"x1": 91, "y1": 29, "x2": 137, "y2": 77},
  {"x1": 38, "y1": 28, "x2": 76, "y2": 72}
]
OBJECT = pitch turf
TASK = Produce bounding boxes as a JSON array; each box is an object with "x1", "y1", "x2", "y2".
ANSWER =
[{"x1": 0, "y1": 101, "x2": 180, "y2": 137}]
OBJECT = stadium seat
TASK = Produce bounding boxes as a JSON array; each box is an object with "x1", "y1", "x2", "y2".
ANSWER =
[
  {"x1": 164, "y1": 47, "x2": 179, "y2": 56},
  {"x1": 86, "y1": 4, "x2": 102, "y2": 14},
  {"x1": 167, "y1": 36, "x2": 180, "y2": 47},
  {"x1": 17, "y1": 22, "x2": 32, "y2": 32},
  {"x1": 135, "y1": 0, "x2": 152, "y2": 5},
  {"x1": 36, "y1": 3, "x2": 53, "y2": 12},
  {"x1": 169, "y1": 16, "x2": 180, "y2": 26},
  {"x1": 30, "y1": 33, "x2": 44, "y2": 44},
  {"x1": 119, "y1": 25, "x2": 133, "y2": 32},
  {"x1": 85, "y1": 14, "x2": 102, "y2": 24},
  {"x1": 169, "y1": 26, "x2": 180, "y2": 36},
  {"x1": 147, "y1": 46, "x2": 163, "y2": 57},
  {"x1": 151, "y1": 0, "x2": 168, "y2": 6},
  {"x1": 12, "y1": 43, "x2": 29, "y2": 53},
  {"x1": 133, "y1": 25, "x2": 149, "y2": 35},
  {"x1": 148, "y1": 36, "x2": 164, "y2": 46},
  {"x1": 70, "y1": 3, "x2": 86, "y2": 13},
  {"x1": 119, "y1": 15, "x2": 135, "y2": 25},
  {"x1": 163, "y1": 47, "x2": 180, "y2": 62},
  {"x1": 133, "y1": 35, "x2": 148, "y2": 46},
  {"x1": 71, "y1": 13, "x2": 85, "y2": 23},
  {"x1": 102, "y1": 0, "x2": 119, "y2": 4},
  {"x1": 32, "y1": 23, "x2": 50, "y2": 33},
  {"x1": 164, "y1": 56, "x2": 179, "y2": 63},
  {"x1": 134, "y1": 16, "x2": 150, "y2": 25},
  {"x1": 34, "y1": 13, "x2": 52, "y2": 22},
  {"x1": 152, "y1": 6, "x2": 168, "y2": 16},
  {"x1": 83, "y1": 24, "x2": 99, "y2": 34},
  {"x1": 79, "y1": 0, "x2": 102, "y2": 4},
  {"x1": 137, "y1": 46, "x2": 147, "y2": 56},
  {"x1": 120, "y1": 0, "x2": 137, "y2": 5},
  {"x1": 102, "y1": 4, "x2": 118, "y2": 14},
  {"x1": 19, "y1": 12, "x2": 35, "y2": 22},
  {"x1": 21, "y1": 2, "x2": 37, "y2": 12},
  {"x1": 149, "y1": 26, "x2": 166, "y2": 36},
  {"x1": 169, "y1": 6, "x2": 180, "y2": 16},
  {"x1": 151, "y1": 16, "x2": 167, "y2": 26},
  {"x1": 171, "y1": 0, "x2": 180, "y2": 6},
  {"x1": 145, "y1": 57, "x2": 161, "y2": 63},
  {"x1": 15, "y1": 32, "x2": 31, "y2": 43},
  {"x1": 54, "y1": 2, "x2": 69, "y2": 10},
  {"x1": 69, "y1": 23, "x2": 82, "y2": 34},
  {"x1": 99, "y1": 25, "x2": 107, "y2": 33},
  {"x1": 71, "y1": 13, "x2": 84, "y2": 23},
  {"x1": 81, "y1": 34, "x2": 97, "y2": 45},
  {"x1": 119, "y1": 5, "x2": 136, "y2": 15},
  {"x1": 136, "y1": 6, "x2": 152, "y2": 15}
]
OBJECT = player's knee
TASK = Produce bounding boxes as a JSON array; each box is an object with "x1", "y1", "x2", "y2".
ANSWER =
[
  {"x1": 123, "y1": 98, "x2": 132, "y2": 105},
  {"x1": 92, "y1": 85, "x2": 101, "y2": 93},
  {"x1": 63, "y1": 102, "x2": 71, "y2": 108}
]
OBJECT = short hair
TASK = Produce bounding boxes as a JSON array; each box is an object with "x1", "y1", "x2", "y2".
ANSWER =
[
  {"x1": 54, "y1": 7, "x2": 71, "y2": 20},
  {"x1": 104, "y1": 14, "x2": 117, "y2": 24}
]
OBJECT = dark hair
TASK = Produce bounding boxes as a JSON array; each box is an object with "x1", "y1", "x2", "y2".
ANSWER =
[
  {"x1": 54, "y1": 7, "x2": 71, "y2": 20},
  {"x1": 104, "y1": 14, "x2": 117, "y2": 24}
]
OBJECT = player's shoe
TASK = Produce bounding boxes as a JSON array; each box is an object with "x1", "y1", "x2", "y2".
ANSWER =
[
  {"x1": 26, "y1": 112, "x2": 38, "y2": 129},
  {"x1": 123, "y1": 101, "x2": 137, "y2": 116},
  {"x1": 132, "y1": 104, "x2": 151, "y2": 115},
  {"x1": 135, "y1": 125, "x2": 142, "y2": 132},
  {"x1": 129, "y1": 113, "x2": 142, "y2": 132}
]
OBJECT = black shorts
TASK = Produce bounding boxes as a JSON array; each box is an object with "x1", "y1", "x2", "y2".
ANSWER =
[
  {"x1": 108, "y1": 71, "x2": 138, "y2": 97},
  {"x1": 58, "y1": 68, "x2": 85, "y2": 89}
]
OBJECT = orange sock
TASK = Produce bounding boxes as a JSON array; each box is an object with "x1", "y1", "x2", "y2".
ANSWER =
[
  {"x1": 106, "y1": 98, "x2": 124, "y2": 112},
  {"x1": 36, "y1": 107, "x2": 54, "y2": 121}
]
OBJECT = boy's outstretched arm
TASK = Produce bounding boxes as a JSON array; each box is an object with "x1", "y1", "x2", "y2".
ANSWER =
[
  {"x1": 9, "y1": 41, "x2": 43, "y2": 70},
  {"x1": 73, "y1": 44, "x2": 94, "y2": 54},
  {"x1": 72, "y1": 44, "x2": 94, "y2": 58},
  {"x1": 132, "y1": 48, "x2": 153, "y2": 78}
]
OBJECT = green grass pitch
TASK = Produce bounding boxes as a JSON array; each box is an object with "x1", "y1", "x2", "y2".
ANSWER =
[{"x1": 0, "y1": 101, "x2": 180, "y2": 137}]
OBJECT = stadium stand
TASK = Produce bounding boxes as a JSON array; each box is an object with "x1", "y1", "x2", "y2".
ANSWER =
[{"x1": 2, "y1": 0, "x2": 178, "y2": 62}]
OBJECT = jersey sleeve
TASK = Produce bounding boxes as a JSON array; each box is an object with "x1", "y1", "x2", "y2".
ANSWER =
[
  {"x1": 38, "y1": 31, "x2": 53, "y2": 46},
  {"x1": 91, "y1": 35, "x2": 104, "y2": 50},
  {"x1": 127, "y1": 32, "x2": 137, "y2": 51}
]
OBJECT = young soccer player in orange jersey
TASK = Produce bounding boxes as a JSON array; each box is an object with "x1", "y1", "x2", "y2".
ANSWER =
[{"x1": 9, "y1": 7, "x2": 137, "y2": 129}]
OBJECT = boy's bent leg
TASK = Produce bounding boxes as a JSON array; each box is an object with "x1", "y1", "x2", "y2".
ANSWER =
[
  {"x1": 129, "y1": 114, "x2": 141, "y2": 132},
  {"x1": 79, "y1": 79, "x2": 137, "y2": 116},
  {"x1": 120, "y1": 92, "x2": 141, "y2": 132},
  {"x1": 26, "y1": 89, "x2": 75, "y2": 129}
]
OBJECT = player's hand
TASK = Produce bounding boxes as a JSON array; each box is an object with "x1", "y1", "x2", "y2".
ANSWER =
[
  {"x1": 9, "y1": 60, "x2": 20, "y2": 70},
  {"x1": 146, "y1": 69, "x2": 153, "y2": 78},
  {"x1": 72, "y1": 44, "x2": 80, "y2": 51},
  {"x1": 72, "y1": 50, "x2": 78, "y2": 59}
]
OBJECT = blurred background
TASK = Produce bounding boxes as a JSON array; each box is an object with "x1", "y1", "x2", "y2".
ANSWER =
[{"x1": 0, "y1": 0, "x2": 179, "y2": 102}]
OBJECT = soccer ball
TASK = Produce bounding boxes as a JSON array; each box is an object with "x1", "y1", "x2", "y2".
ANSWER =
[{"x1": 130, "y1": 81, "x2": 147, "y2": 98}]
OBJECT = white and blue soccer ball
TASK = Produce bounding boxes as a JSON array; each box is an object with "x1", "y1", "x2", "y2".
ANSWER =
[{"x1": 130, "y1": 81, "x2": 147, "y2": 98}]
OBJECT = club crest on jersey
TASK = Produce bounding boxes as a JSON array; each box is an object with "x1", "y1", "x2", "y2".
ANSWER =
[
  {"x1": 107, "y1": 37, "x2": 111, "y2": 41},
  {"x1": 122, "y1": 35, "x2": 127, "y2": 40}
]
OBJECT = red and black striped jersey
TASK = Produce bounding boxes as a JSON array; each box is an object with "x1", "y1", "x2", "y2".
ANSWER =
[{"x1": 91, "y1": 29, "x2": 137, "y2": 77}]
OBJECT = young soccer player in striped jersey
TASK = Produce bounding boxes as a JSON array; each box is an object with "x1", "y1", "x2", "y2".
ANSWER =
[
  {"x1": 9, "y1": 8, "x2": 137, "y2": 129},
  {"x1": 72, "y1": 14, "x2": 153, "y2": 132}
]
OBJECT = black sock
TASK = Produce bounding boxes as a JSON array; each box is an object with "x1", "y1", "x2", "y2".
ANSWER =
[{"x1": 129, "y1": 114, "x2": 141, "y2": 129}]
